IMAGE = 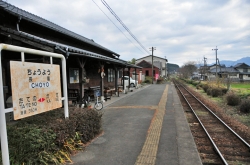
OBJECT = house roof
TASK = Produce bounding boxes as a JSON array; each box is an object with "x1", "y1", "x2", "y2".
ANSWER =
[
  {"x1": 136, "y1": 60, "x2": 159, "y2": 68},
  {"x1": 136, "y1": 55, "x2": 168, "y2": 62},
  {"x1": 153, "y1": 61, "x2": 162, "y2": 69},
  {"x1": 234, "y1": 63, "x2": 250, "y2": 68},
  {"x1": 209, "y1": 67, "x2": 239, "y2": 73},
  {"x1": 0, "y1": 1, "x2": 120, "y2": 57},
  {"x1": 0, "y1": 26, "x2": 141, "y2": 68}
]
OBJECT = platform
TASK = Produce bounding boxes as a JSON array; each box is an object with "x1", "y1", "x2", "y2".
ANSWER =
[{"x1": 70, "y1": 83, "x2": 202, "y2": 165}]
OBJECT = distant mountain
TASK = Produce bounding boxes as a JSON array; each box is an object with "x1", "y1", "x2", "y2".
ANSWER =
[
  {"x1": 218, "y1": 57, "x2": 250, "y2": 67},
  {"x1": 167, "y1": 63, "x2": 179, "y2": 72}
]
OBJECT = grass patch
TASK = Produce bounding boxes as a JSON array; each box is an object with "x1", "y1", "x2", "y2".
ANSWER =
[
  {"x1": 236, "y1": 115, "x2": 250, "y2": 126},
  {"x1": 195, "y1": 111, "x2": 209, "y2": 116},
  {"x1": 144, "y1": 76, "x2": 153, "y2": 84},
  {"x1": 230, "y1": 83, "x2": 250, "y2": 89},
  {"x1": 180, "y1": 79, "x2": 250, "y2": 127}
]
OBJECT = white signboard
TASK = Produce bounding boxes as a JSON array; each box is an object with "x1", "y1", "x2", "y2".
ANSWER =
[{"x1": 10, "y1": 61, "x2": 62, "y2": 120}]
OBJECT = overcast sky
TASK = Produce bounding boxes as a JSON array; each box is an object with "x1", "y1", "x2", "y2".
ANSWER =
[{"x1": 7, "y1": 0, "x2": 250, "y2": 66}]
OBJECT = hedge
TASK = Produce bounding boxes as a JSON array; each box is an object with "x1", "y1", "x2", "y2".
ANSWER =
[{"x1": 0, "y1": 108, "x2": 102, "y2": 164}]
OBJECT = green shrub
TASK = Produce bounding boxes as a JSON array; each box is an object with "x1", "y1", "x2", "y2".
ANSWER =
[
  {"x1": 206, "y1": 88, "x2": 212, "y2": 96},
  {"x1": 196, "y1": 84, "x2": 202, "y2": 89},
  {"x1": 239, "y1": 99, "x2": 250, "y2": 113},
  {"x1": 156, "y1": 78, "x2": 164, "y2": 84},
  {"x1": 202, "y1": 84, "x2": 209, "y2": 92},
  {"x1": 192, "y1": 81, "x2": 199, "y2": 86},
  {"x1": 144, "y1": 79, "x2": 151, "y2": 83},
  {"x1": 211, "y1": 88, "x2": 222, "y2": 97},
  {"x1": 221, "y1": 88, "x2": 228, "y2": 94},
  {"x1": 1, "y1": 108, "x2": 102, "y2": 165},
  {"x1": 226, "y1": 92, "x2": 241, "y2": 106}
]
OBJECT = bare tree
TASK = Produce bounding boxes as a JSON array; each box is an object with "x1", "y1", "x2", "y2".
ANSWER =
[{"x1": 179, "y1": 61, "x2": 197, "y2": 79}]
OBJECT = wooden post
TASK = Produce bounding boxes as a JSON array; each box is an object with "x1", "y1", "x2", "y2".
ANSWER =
[
  {"x1": 122, "y1": 67, "x2": 125, "y2": 92},
  {"x1": 115, "y1": 67, "x2": 118, "y2": 94},
  {"x1": 135, "y1": 68, "x2": 137, "y2": 87}
]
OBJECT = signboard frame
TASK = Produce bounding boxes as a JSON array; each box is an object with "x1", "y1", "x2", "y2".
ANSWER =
[
  {"x1": 10, "y1": 61, "x2": 62, "y2": 120},
  {"x1": 0, "y1": 44, "x2": 69, "y2": 165}
]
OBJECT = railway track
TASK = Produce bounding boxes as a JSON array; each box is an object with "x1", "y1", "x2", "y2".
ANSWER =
[{"x1": 173, "y1": 80, "x2": 250, "y2": 165}]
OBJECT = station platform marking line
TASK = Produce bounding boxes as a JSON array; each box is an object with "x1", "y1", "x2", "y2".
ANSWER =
[
  {"x1": 135, "y1": 84, "x2": 168, "y2": 165},
  {"x1": 107, "y1": 85, "x2": 169, "y2": 165}
]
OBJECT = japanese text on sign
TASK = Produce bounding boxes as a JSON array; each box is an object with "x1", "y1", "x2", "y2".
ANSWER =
[{"x1": 10, "y1": 61, "x2": 62, "y2": 120}]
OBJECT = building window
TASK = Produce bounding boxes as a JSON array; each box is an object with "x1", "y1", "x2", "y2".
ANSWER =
[
  {"x1": 119, "y1": 70, "x2": 122, "y2": 78},
  {"x1": 243, "y1": 68, "x2": 248, "y2": 72},
  {"x1": 108, "y1": 68, "x2": 114, "y2": 82},
  {"x1": 145, "y1": 70, "x2": 149, "y2": 76},
  {"x1": 69, "y1": 68, "x2": 79, "y2": 83}
]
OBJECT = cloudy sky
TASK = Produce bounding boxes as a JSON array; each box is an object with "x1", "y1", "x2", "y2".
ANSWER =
[{"x1": 6, "y1": 0, "x2": 250, "y2": 66}]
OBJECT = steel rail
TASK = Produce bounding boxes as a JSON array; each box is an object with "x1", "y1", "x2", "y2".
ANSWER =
[
  {"x1": 179, "y1": 81, "x2": 250, "y2": 149},
  {"x1": 174, "y1": 81, "x2": 228, "y2": 165}
]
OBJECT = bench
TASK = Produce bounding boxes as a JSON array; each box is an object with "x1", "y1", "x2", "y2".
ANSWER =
[
  {"x1": 104, "y1": 86, "x2": 116, "y2": 100},
  {"x1": 88, "y1": 86, "x2": 101, "y2": 101},
  {"x1": 104, "y1": 89, "x2": 112, "y2": 100}
]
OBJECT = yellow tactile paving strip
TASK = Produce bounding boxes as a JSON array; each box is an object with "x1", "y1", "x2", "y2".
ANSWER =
[{"x1": 135, "y1": 85, "x2": 169, "y2": 165}]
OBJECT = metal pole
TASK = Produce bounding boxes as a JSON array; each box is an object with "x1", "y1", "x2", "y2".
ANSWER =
[
  {"x1": 0, "y1": 45, "x2": 10, "y2": 165},
  {"x1": 165, "y1": 56, "x2": 167, "y2": 78},
  {"x1": 62, "y1": 58, "x2": 69, "y2": 118},
  {"x1": 0, "y1": 44, "x2": 69, "y2": 165},
  {"x1": 150, "y1": 47, "x2": 156, "y2": 84},
  {"x1": 152, "y1": 50, "x2": 153, "y2": 84},
  {"x1": 212, "y1": 46, "x2": 218, "y2": 77}
]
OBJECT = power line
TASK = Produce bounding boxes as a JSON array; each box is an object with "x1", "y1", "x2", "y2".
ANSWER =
[
  {"x1": 101, "y1": 0, "x2": 150, "y2": 54},
  {"x1": 91, "y1": 0, "x2": 146, "y2": 54}
]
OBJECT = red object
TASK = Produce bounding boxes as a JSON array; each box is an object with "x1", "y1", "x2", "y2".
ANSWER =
[{"x1": 38, "y1": 98, "x2": 45, "y2": 102}]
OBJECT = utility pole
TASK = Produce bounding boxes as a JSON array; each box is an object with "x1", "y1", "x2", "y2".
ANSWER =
[
  {"x1": 212, "y1": 46, "x2": 218, "y2": 77},
  {"x1": 203, "y1": 57, "x2": 207, "y2": 80},
  {"x1": 149, "y1": 47, "x2": 156, "y2": 84},
  {"x1": 165, "y1": 56, "x2": 167, "y2": 78}
]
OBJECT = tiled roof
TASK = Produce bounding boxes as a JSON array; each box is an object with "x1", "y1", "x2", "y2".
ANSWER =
[
  {"x1": 234, "y1": 63, "x2": 250, "y2": 68},
  {"x1": 136, "y1": 60, "x2": 158, "y2": 68},
  {"x1": 0, "y1": 26, "x2": 141, "y2": 69},
  {"x1": 209, "y1": 67, "x2": 239, "y2": 73},
  {"x1": 0, "y1": 1, "x2": 120, "y2": 56},
  {"x1": 136, "y1": 55, "x2": 168, "y2": 62}
]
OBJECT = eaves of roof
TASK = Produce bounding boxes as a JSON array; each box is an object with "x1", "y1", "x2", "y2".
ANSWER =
[
  {"x1": 209, "y1": 67, "x2": 240, "y2": 73},
  {"x1": 136, "y1": 55, "x2": 168, "y2": 62},
  {"x1": 0, "y1": 1, "x2": 120, "y2": 57},
  {"x1": 136, "y1": 60, "x2": 159, "y2": 69},
  {"x1": 233, "y1": 63, "x2": 250, "y2": 68},
  {"x1": 239, "y1": 72, "x2": 250, "y2": 75},
  {"x1": 0, "y1": 26, "x2": 142, "y2": 68}
]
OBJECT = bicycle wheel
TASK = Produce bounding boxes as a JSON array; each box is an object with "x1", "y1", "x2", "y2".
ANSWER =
[{"x1": 94, "y1": 102, "x2": 103, "y2": 111}]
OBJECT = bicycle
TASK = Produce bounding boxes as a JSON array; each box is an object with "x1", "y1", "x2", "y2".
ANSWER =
[
  {"x1": 93, "y1": 96, "x2": 103, "y2": 111},
  {"x1": 82, "y1": 89, "x2": 103, "y2": 111},
  {"x1": 93, "y1": 89, "x2": 103, "y2": 111}
]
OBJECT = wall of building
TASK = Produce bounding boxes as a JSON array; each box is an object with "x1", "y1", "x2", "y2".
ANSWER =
[{"x1": 136, "y1": 56, "x2": 167, "y2": 77}]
